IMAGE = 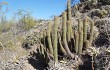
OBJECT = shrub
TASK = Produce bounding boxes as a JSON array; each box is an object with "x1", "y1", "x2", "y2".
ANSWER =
[{"x1": 20, "y1": 15, "x2": 36, "y2": 30}]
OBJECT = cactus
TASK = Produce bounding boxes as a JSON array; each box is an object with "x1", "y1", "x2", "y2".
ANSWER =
[
  {"x1": 62, "y1": 12, "x2": 75, "y2": 59},
  {"x1": 89, "y1": 20, "x2": 94, "y2": 44},
  {"x1": 84, "y1": 40, "x2": 90, "y2": 48},
  {"x1": 83, "y1": 17, "x2": 87, "y2": 42},
  {"x1": 62, "y1": 12, "x2": 67, "y2": 42},
  {"x1": 78, "y1": 19, "x2": 83, "y2": 33},
  {"x1": 58, "y1": 32, "x2": 66, "y2": 55},
  {"x1": 53, "y1": 16, "x2": 58, "y2": 64},
  {"x1": 78, "y1": 30, "x2": 83, "y2": 54},
  {"x1": 67, "y1": 0, "x2": 71, "y2": 20},
  {"x1": 40, "y1": 32, "x2": 44, "y2": 55},
  {"x1": 74, "y1": 31, "x2": 79, "y2": 54},
  {"x1": 47, "y1": 22, "x2": 53, "y2": 55},
  {"x1": 43, "y1": 29, "x2": 46, "y2": 47},
  {"x1": 67, "y1": 20, "x2": 71, "y2": 43}
]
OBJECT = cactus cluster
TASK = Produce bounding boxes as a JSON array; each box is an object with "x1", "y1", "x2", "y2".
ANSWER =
[{"x1": 38, "y1": 0, "x2": 94, "y2": 65}]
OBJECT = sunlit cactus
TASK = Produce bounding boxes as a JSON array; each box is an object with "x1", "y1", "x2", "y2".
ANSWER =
[
  {"x1": 53, "y1": 16, "x2": 58, "y2": 64},
  {"x1": 62, "y1": 12, "x2": 75, "y2": 59},
  {"x1": 78, "y1": 19, "x2": 83, "y2": 33},
  {"x1": 67, "y1": 0, "x2": 71, "y2": 20},
  {"x1": 89, "y1": 20, "x2": 94, "y2": 44},
  {"x1": 62, "y1": 12, "x2": 67, "y2": 42},
  {"x1": 47, "y1": 21, "x2": 53, "y2": 55},
  {"x1": 67, "y1": 20, "x2": 71, "y2": 43},
  {"x1": 78, "y1": 30, "x2": 83, "y2": 54},
  {"x1": 83, "y1": 17, "x2": 87, "y2": 42}
]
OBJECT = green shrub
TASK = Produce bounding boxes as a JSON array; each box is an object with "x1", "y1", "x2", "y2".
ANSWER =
[{"x1": 21, "y1": 15, "x2": 36, "y2": 30}]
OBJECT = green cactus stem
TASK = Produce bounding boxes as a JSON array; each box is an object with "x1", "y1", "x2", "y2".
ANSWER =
[
  {"x1": 83, "y1": 17, "x2": 87, "y2": 42},
  {"x1": 74, "y1": 31, "x2": 79, "y2": 54},
  {"x1": 78, "y1": 30, "x2": 83, "y2": 54},
  {"x1": 67, "y1": 0, "x2": 71, "y2": 20},
  {"x1": 47, "y1": 21, "x2": 53, "y2": 55},
  {"x1": 89, "y1": 20, "x2": 94, "y2": 44},
  {"x1": 53, "y1": 16, "x2": 58, "y2": 64},
  {"x1": 62, "y1": 12, "x2": 75, "y2": 59},
  {"x1": 67, "y1": 20, "x2": 71, "y2": 43}
]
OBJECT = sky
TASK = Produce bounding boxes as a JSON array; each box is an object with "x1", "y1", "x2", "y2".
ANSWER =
[{"x1": 0, "y1": 0, "x2": 80, "y2": 19}]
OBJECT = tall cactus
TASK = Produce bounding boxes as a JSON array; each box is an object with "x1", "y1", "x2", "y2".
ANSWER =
[
  {"x1": 74, "y1": 31, "x2": 79, "y2": 54},
  {"x1": 67, "y1": 20, "x2": 71, "y2": 43},
  {"x1": 78, "y1": 19, "x2": 83, "y2": 33},
  {"x1": 67, "y1": 0, "x2": 71, "y2": 20},
  {"x1": 78, "y1": 30, "x2": 83, "y2": 54},
  {"x1": 83, "y1": 17, "x2": 87, "y2": 42},
  {"x1": 47, "y1": 21, "x2": 53, "y2": 55},
  {"x1": 53, "y1": 16, "x2": 58, "y2": 64},
  {"x1": 89, "y1": 20, "x2": 94, "y2": 44},
  {"x1": 62, "y1": 12, "x2": 75, "y2": 59}
]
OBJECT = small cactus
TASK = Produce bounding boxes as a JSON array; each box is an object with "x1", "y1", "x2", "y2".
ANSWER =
[{"x1": 84, "y1": 40, "x2": 90, "y2": 48}]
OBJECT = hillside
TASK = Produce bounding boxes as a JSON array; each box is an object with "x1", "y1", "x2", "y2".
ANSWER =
[{"x1": 0, "y1": 0, "x2": 110, "y2": 70}]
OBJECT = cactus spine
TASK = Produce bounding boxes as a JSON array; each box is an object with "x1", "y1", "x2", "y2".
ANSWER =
[
  {"x1": 83, "y1": 17, "x2": 87, "y2": 42},
  {"x1": 89, "y1": 20, "x2": 94, "y2": 44},
  {"x1": 74, "y1": 31, "x2": 79, "y2": 54},
  {"x1": 47, "y1": 22, "x2": 53, "y2": 55},
  {"x1": 53, "y1": 16, "x2": 58, "y2": 64}
]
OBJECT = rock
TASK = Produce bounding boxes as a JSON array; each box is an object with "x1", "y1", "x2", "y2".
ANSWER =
[{"x1": 100, "y1": 0, "x2": 110, "y2": 5}]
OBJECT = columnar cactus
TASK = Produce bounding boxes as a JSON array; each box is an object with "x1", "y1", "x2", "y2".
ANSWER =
[
  {"x1": 62, "y1": 12, "x2": 75, "y2": 58},
  {"x1": 78, "y1": 19, "x2": 82, "y2": 33},
  {"x1": 67, "y1": 0, "x2": 71, "y2": 20},
  {"x1": 43, "y1": 30, "x2": 46, "y2": 47},
  {"x1": 47, "y1": 21, "x2": 53, "y2": 55},
  {"x1": 89, "y1": 20, "x2": 94, "y2": 44},
  {"x1": 53, "y1": 16, "x2": 58, "y2": 64},
  {"x1": 83, "y1": 17, "x2": 87, "y2": 42},
  {"x1": 67, "y1": 20, "x2": 71, "y2": 43},
  {"x1": 74, "y1": 31, "x2": 79, "y2": 54},
  {"x1": 62, "y1": 12, "x2": 67, "y2": 42},
  {"x1": 40, "y1": 32, "x2": 44, "y2": 55},
  {"x1": 78, "y1": 30, "x2": 83, "y2": 54}
]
